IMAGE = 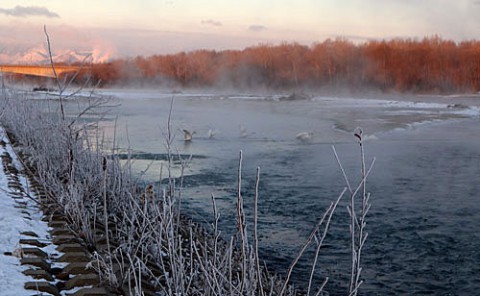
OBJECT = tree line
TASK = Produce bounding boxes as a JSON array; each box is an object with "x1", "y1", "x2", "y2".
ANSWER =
[{"x1": 19, "y1": 36, "x2": 480, "y2": 93}]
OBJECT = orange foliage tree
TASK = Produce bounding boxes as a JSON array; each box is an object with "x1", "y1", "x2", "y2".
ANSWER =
[{"x1": 82, "y1": 36, "x2": 480, "y2": 93}]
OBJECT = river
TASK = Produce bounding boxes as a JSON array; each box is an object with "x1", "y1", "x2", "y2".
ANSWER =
[{"x1": 92, "y1": 89, "x2": 480, "y2": 295}]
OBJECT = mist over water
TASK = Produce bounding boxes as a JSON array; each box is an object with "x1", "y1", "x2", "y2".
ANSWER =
[{"x1": 95, "y1": 89, "x2": 480, "y2": 295}]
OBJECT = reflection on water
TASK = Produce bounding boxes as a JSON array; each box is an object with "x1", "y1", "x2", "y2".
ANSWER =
[{"x1": 93, "y1": 90, "x2": 480, "y2": 295}]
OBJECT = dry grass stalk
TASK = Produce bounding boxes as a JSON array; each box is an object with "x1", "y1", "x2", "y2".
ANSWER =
[{"x1": 0, "y1": 34, "x2": 375, "y2": 294}]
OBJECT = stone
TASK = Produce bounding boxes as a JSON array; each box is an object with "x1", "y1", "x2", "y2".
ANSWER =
[
  {"x1": 9, "y1": 192, "x2": 24, "y2": 198},
  {"x1": 20, "y1": 257, "x2": 51, "y2": 271},
  {"x1": 63, "y1": 262, "x2": 95, "y2": 274},
  {"x1": 51, "y1": 228, "x2": 74, "y2": 236},
  {"x1": 53, "y1": 235, "x2": 78, "y2": 245},
  {"x1": 23, "y1": 269, "x2": 54, "y2": 281},
  {"x1": 48, "y1": 220, "x2": 68, "y2": 228},
  {"x1": 21, "y1": 210, "x2": 31, "y2": 216},
  {"x1": 24, "y1": 281, "x2": 60, "y2": 296},
  {"x1": 13, "y1": 203, "x2": 27, "y2": 209},
  {"x1": 19, "y1": 238, "x2": 48, "y2": 248},
  {"x1": 21, "y1": 247, "x2": 48, "y2": 258},
  {"x1": 65, "y1": 274, "x2": 100, "y2": 290},
  {"x1": 20, "y1": 231, "x2": 39, "y2": 237},
  {"x1": 55, "y1": 281, "x2": 66, "y2": 291},
  {"x1": 63, "y1": 262, "x2": 96, "y2": 275},
  {"x1": 57, "y1": 243, "x2": 86, "y2": 253},
  {"x1": 50, "y1": 267, "x2": 63, "y2": 275},
  {"x1": 55, "y1": 271, "x2": 71, "y2": 281},
  {"x1": 65, "y1": 287, "x2": 110, "y2": 296},
  {"x1": 58, "y1": 252, "x2": 91, "y2": 262},
  {"x1": 8, "y1": 182, "x2": 23, "y2": 191}
]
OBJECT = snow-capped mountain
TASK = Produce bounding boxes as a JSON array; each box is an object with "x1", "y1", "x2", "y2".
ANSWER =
[{"x1": 0, "y1": 45, "x2": 100, "y2": 64}]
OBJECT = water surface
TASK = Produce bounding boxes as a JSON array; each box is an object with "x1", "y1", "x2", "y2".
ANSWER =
[{"x1": 94, "y1": 89, "x2": 480, "y2": 295}]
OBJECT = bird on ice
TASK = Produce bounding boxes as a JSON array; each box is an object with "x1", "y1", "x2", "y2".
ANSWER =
[
  {"x1": 182, "y1": 129, "x2": 196, "y2": 142},
  {"x1": 295, "y1": 131, "x2": 313, "y2": 142}
]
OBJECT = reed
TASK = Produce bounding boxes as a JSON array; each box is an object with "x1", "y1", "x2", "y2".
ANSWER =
[{"x1": 0, "y1": 30, "x2": 375, "y2": 295}]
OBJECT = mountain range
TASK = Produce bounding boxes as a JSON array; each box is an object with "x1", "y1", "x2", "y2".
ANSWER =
[{"x1": 0, "y1": 45, "x2": 97, "y2": 64}]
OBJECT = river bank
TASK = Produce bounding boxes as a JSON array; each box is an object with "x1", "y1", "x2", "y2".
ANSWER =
[
  {"x1": 0, "y1": 127, "x2": 51, "y2": 295},
  {"x1": 0, "y1": 125, "x2": 128, "y2": 295}
]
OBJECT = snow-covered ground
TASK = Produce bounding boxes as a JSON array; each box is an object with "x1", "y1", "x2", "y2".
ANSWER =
[{"x1": 0, "y1": 127, "x2": 60, "y2": 295}]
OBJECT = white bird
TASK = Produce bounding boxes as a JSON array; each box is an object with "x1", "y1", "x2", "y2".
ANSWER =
[
  {"x1": 207, "y1": 128, "x2": 217, "y2": 139},
  {"x1": 295, "y1": 131, "x2": 313, "y2": 142},
  {"x1": 182, "y1": 129, "x2": 196, "y2": 142},
  {"x1": 240, "y1": 125, "x2": 248, "y2": 138}
]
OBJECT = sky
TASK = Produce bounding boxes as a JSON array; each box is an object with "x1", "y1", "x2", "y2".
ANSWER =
[{"x1": 0, "y1": 0, "x2": 480, "y2": 62}]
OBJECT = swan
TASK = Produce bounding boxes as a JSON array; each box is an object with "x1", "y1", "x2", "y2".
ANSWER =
[
  {"x1": 182, "y1": 129, "x2": 196, "y2": 142},
  {"x1": 295, "y1": 131, "x2": 313, "y2": 142},
  {"x1": 207, "y1": 128, "x2": 217, "y2": 139},
  {"x1": 240, "y1": 124, "x2": 248, "y2": 138}
]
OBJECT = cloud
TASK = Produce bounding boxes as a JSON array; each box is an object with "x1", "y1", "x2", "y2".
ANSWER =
[
  {"x1": 0, "y1": 6, "x2": 59, "y2": 18},
  {"x1": 474, "y1": 0, "x2": 480, "y2": 5},
  {"x1": 201, "y1": 19, "x2": 222, "y2": 27},
  {"x1": 248, "y1": 25, "x2": 267, "y2": 32}
]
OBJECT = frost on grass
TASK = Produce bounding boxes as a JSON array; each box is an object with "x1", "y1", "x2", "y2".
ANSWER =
[{"x1": 0, "y1": 81, "x2": 374, "y2": 295}]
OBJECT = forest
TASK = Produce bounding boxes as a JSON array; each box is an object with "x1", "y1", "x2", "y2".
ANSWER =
[{"x1": 23, "y1": 36, "x2": 480, "y2": 93}]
